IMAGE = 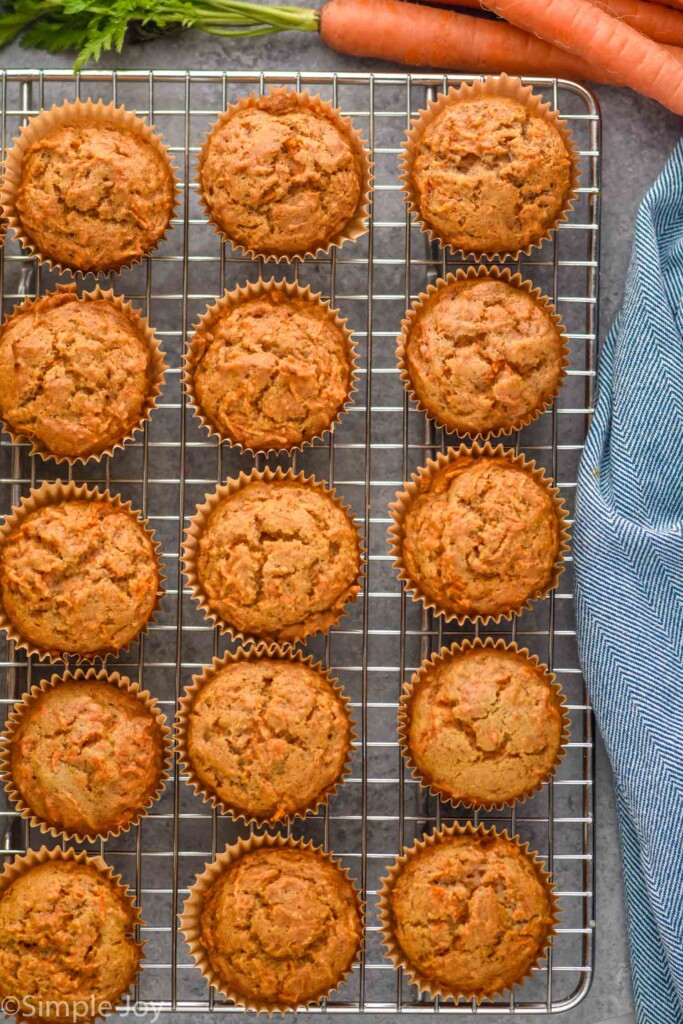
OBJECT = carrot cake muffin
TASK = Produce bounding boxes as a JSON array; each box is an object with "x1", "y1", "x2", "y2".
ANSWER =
[
  {"x1": 0, "y1": 498, "x2": 160, "y2": 659},
  {"x1": 0, "y1": 290, "x2": 161, "y2": 460},
  {"x1": 401, "y1": 644, "x2": 566, "y2": 807},
  {"x1": 196, "y1": 846, "x2": 362, "y2": 1008},
  {"x1": 0, "y1": 858, "x2": 141, "y2": 1023},
  {"x1": 400, "y1": 275, "x2": 565, "y2": 436},
  {"x1": 190, "y1": 288, "x2": 354, "y2": 451},
  {"x1": 382, "y1": 829, "x2": 555, "y2": 1000},
  {"x1": 406, "y1": 94, "x2": 573, "y2": 254},
  {"x1": 199, "y1": 91, "x2": 366, "y2": 257},
  {"x1": 182, "y1": 656, "x2": 351, "y2": 821}
]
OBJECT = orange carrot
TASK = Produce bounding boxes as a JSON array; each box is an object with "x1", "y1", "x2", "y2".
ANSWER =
[{"x1": 649, "y1": 0, "x2": 683, "y2": 10}]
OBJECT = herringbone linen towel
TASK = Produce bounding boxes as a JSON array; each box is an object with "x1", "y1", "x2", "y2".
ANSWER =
[{"x1": 574, "y1": 141, "x2": 683, "y2": 1023}]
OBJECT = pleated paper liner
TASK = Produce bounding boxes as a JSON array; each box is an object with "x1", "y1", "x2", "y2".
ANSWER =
[
  {"x1": 196, "y1": 87, "x2": 373, "y2": 262},
  {"x1": 0, "y1": 845, "x2": 144, "y2": 1024},
  {"x1": 387, "y1": 441, "x2": 570, "y2": 627},
  {"x1": 175, "y1": 643, "x2": 356, "y2": 826},
  {"x1": 0, "y1": 98, "x2": 179, "y2": 276},
  {"x1": 180, "y1": 831, "x2": 365, "y2": 1013},
  {"x1": 0, "y1": 668, "x2": 172, "y2": 843},
  {"x1": 182, "y1": 276, "x2": 359, "y2": 455},
  {"x1": 0, "y1": 480, "x2": 165, "y2": 664},
  {"x1": 396, "y1": 266, "x2": 570, "y2": 439},
  {"x1": 399, "y1": 74, "x2": 581, "y2": 263},
  {"x1": 182, "y1": 466, "x2": 365, "y2": 647},
  {"x1": 0, "y1": 283, "x2": 167, "y2": 465},
  {"x1": 378, "y1": 821, "x2": 559, "y2": 1005},
  {"x1": 398, "y1": 637, "x2": 570, "y2": 813}
]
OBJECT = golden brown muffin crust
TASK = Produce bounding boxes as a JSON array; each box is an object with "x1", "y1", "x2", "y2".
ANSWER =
[
  {"x1": 0, "y1": 500, "x2": 160, "y2": 657},
  {"x1": 200, "y1": 92, "x2": 364, "y2": 256},
  {"x1": 404, "y1": 647, "x2": 565, "y2": 806},
  {"x1": 16, "y1": 120, "x2": 175, "y2": 272},
  {"x1": 0, "y1": 860, "x2": 140, "y2": 1024},
  {"x1": 401, "y1": 455, "x2": 561, "y2": 619},
  {"x1": 410, "y1": 96, "x2": 572, "y2": 254},
  {"x1": 387, "y1": 833, "x2": 553, "y2": 998},
  {"x1": 0, "y1": 291, "x2": 154, "y2": 458},
  {"x1": 195, "y1": 479, "x2": 361, "y2": 641},
  {"x1": 193, "y1": 291, "x2": 353, "y2": 451},
  {"x1": 403, "y1": 277, "x2": 565, "y2": 436},
  {"x1": 199, "y1": 847, "x2": 362, "y2": 1007}
]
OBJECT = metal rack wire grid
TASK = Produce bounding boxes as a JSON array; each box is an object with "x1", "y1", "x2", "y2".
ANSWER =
[{"x1": 0, "y1": 69, "x2": 600, "y2": 1016}]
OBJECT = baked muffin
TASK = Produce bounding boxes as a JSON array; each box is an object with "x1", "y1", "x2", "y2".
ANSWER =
[
  {"x1": 392, "y1": 449, "x2": 565, "y2": 621},
  {"x1": 0, "y1": 494, "x2": 161, "y2": 659},
  {"x1": 179, "y1": 653, "x2": 352, "y2": 822},
  {"x1": 188, "y1": 285, "x2": 355, "y2": 451},
  {"x1": 0, "y1": 289, "x2": 163, "y2": 461},
  {"x1": 380, "y1": 827, "x2": 555, "y2": 1001},
  {"x1": 400, "y1": 643, "x2": 567, "y2": 807},
  {"x1": 399, "y1": 273, "x2": 566, "y2": 436},
  {"x1": 187, "y1": 475, "x2": 362, "y2": 642},
  {"x1": 199, "y1": 90, "x2": 368, "y2": 257},
  {"x1": 190, "y1": 845, "x2": 362, "y2": 1009},
  {"x1": 0, "y1": 856, "x2": 141, "y2": 1024},
  {"x1": 2, "y1": 674, "x2": 169, "y2": 838}
]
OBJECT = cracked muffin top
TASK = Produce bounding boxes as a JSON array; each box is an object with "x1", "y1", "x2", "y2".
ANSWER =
[
  {"x1": 0, "y1": 291, "x2": 158, "y2": 460},
  {"x1": 401, "y1": 276, "x2": 565, "y2": 436},
  {"x1": 399, "y1": 454, "x2": 562, "y2": 620},
  {"x1": 190, "y1": 289, "x2": 354, "y2": 451},
  {"x1": 384, "y1": 831, "x2": 554, "y2": 999},
  {"x1": 0, "y1": 499, "x2": 160, "y2": 658},
  {"x1": 183, "y1": 657, "x2": 351, "y2": 822},
  {"x1": 408, "y1": 95, "x2": 573, "y2": 254},
  {"x1": 198, "y1": 847, "x2": 362, "y2": 1008},
  {"x1": 0, "y1": 859, "x2": 141, "y2": 1024},
  {"x1": 194, "y1": 478, "x2": 361, "y2": 642},
  {"x1": 402, "y1": 645, "x2": 565, "y2": 807},
  {"x1": 5, "y1": 678, "x2": 168, "y2": 838},
  {"x1": 199, "y1": 91, "x2": 365, "y2": 257},
  {"x1": 15, "y1": 119, "x2": 175, "y2": 272}
]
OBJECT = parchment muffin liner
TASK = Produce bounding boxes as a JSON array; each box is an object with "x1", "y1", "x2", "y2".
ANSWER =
[
  {"x1": 180, "y1": 830, "x2": 365, "y2": 1013},
  {"x1": 0, "y1": 97, "x2": 179, "y2": 276},
  {"x1": 398, "y1": 637, "x2": 570, "y2": 812},
  {"x1": 182, "y1": 466, "x2": 365, "y2": 647},
  {"x1": 377, "y1": 821, "x2": 559, "y2": 1005},
  {"x1": 182, "y1": 276, "x2": 359, "y2": 455},
  {"x1": 400, "y1": 74, "x2": 581, "y2": 263},
  {"x1": 387, "y1": 441, "x2": 570, "y2": 627},
  {"x1": 196, "y1": 87, "x2": 373, "y2": 262},
  {"x1": 0, "y1": 480, "x2": 165, "y2": 664},
  {"x1": 396, "y1": 265, "x2": 570, "y2": 439},
  {"x1": 0, "y1": 668, "x2": 173, "y2": 842},
  {"x1": 0, "y1": 283, "x2": 167, "y2": 465},
  {"x1": 0, "y1": 844, "x2": 144, "y2": 1024}
]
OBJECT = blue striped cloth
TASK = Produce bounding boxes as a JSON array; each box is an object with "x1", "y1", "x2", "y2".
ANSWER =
[{"x1": 574, "y1": 140, "x2": 683, "y2": 1023}]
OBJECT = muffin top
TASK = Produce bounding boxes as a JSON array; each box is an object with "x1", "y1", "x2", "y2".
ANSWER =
[
  {"x1": 402, "y1": 276, "x2": 565, "y2": 436},
  {"x1": 199, "y1": 847, "x2": 362, "y2": 1007},
  {"x1": 0, "y1": 859, "x2": 140, "y2": 1024},
  {"x1": 195, "y1": 479, "x2": 361, "y2": 642},
  {"x1": 7, "y1": 679, "x2": 167, "y2": 837},
  {"x1": 16, "y1": 120, "x2": 175, "y2": 271},
  {"x1": 386, "y1": 832, "x2": 553, "y2": 998},
  {"x1": 200, "y1": 92, "x2": 364, "y2": 256},
  {"x1": 409, "y1": 95, "x2": 573, "y2": 254},
  {"x1": 400, "y1": 455, "x2": 562, "y2": 619},
  {"x1": 192, "y1": 290, "x2": 353, "y2": 451},
  {"x1": 403, "y1": 646, "x2": 565, "y2": 806},
  {"x1": 0, "y1": 499, "x2": 160, "y2": 658},
  {"x1": 0, "y1": 291, "x2": 156, "y2": 459},
  {"x1": 185, "y1": 657, "x2": 351, "y2": 821}
]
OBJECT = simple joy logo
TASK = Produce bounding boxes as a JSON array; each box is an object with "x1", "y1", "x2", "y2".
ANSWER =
[{"x1": 0, "y1": 995, "x2": 163, "y2": 1022}]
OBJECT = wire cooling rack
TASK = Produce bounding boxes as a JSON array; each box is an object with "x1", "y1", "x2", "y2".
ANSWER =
[{"x1": 0, "y1": 70, "x2": 600, "y2": 1016}]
